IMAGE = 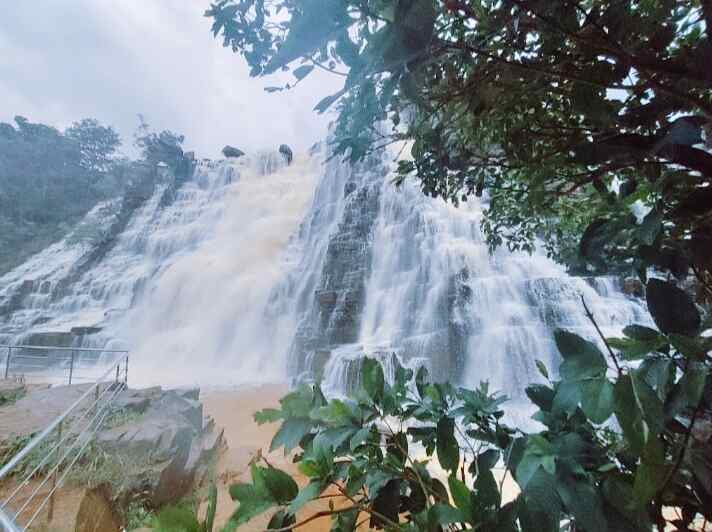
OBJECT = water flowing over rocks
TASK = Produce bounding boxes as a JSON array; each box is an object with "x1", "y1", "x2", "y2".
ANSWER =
[{"x1": 0, "y1": 140, "x2": 652, "y2": 409}]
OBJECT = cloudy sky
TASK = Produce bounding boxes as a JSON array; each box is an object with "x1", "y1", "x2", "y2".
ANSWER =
[{"x1": 0, "y1": 1, "x2": 342, "y2": 158}]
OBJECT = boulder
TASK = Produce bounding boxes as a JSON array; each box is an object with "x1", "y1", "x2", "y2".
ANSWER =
[
  {"x1": 94, "y1": 387, "x2": 224, "y2": 509},
  {"x1": 222, "y1": 145, "x2": 245, "y2": 159},
  {"x1": 279, "y1": 144, "x2": 293, "y2": 165}
]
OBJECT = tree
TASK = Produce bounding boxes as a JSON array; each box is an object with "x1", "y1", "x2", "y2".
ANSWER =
[
  {"x1": 65, "y1": 118, "x2": 121, "y2": 174},
  {"x1": 0, "y1": 116, "x2": 124, "y2": 273},
  {"x1": 133, "y1": 115, "x2": 185, "y2": 169},
  {"x1": 206, "y1": 0, "x2": 712, "y2": 293}
]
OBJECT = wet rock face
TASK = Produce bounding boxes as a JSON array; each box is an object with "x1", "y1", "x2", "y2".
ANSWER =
[{"x1": 289, "y1": 160, "x2": 383, "y2": 375}]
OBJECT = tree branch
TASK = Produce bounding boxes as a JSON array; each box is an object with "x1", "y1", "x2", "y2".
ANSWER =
[{"x1": 581, "y1": 295, "x2": 623, "y2": 377}]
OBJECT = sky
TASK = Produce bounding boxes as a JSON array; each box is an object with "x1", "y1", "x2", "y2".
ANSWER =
[{"x1": 0, "y1": 1, "x2": 342, "y2": 158}]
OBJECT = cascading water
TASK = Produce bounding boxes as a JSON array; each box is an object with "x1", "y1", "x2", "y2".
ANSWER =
[
  {"x1": 0, "y1": 139, "x2": 652, "y2": 414},
  {"x1": 281, "y1": 145, "x2": 652, "y2": 406}
]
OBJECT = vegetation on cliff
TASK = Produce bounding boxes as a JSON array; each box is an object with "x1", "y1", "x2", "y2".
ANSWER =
[{"x1": 0, "y1": 115, "x2": 188, "y2": 275}]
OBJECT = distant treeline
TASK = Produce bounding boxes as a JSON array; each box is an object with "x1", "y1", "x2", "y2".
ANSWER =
[{"x1": 0, "y1": 115, "x2": 186, "y2": 274}]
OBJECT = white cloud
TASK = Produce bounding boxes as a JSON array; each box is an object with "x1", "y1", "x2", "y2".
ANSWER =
[{"x1": 0, "y1": 1, "x2": 341, "y2": 158}]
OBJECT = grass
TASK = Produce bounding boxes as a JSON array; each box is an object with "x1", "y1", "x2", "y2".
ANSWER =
[{"x1": 0, "y1": 381, "x2": 26, "y2": 407}]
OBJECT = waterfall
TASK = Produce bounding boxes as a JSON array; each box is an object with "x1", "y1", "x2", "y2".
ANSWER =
[{"x1": 0, "y1": 139, "x2": 652, "y2": 408}]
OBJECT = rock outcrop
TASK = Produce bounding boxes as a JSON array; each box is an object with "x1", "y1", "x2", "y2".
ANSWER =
[
  {"x1": 279, "y1": 144, "x2": 293, "y2": 165},
  {"x1": 222, "y1": 145, "x2": 245, "y2": 159},
  {"x1": 94, "y1": 386, "x2": 224, "y2": 510}
]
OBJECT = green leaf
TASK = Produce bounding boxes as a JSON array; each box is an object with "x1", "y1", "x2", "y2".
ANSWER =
[
  {"x1": 293, "y1": 65, "x2": 314, "y2": 80},
  {"x1": 263, "y1": 466, "x2": 299, "y2": 504},
  {"x1": 365, "y1": 470, "x2": 395, "y2": 499},
  {"x1": 623, "y1": 324, "x2": 661, "y2": 342},
  {"x1": 349, "y1": 427, "x2": 373, "y2": 451},
  {"x1": 361, "y1": 357, "x2": 385, "y2": 401},
  {"x1": 520, "y1": 468, "x2": 561, "y2": 532},
  {"x1": 314, "y1": 89, "x2": 346, "y2": 113},
  {"x1": 646, "y1": 279, "x2": 701, "y2": 336},
  {"x1": 607, "y1": 335, "x2": 665, "y2": 360},
  {"x1": 476, "y1": 449, "x2": 500, "y2": 472},
  {"x1": 436, "y1": 416, "x2": 459, "y2": 472},
  {"x1": 525, "y1": 384, "x2": 554, "y2": 411},
  {"x1": 312, "y1": 399, "x2": 356, "y2": 425},
  {"x1": 665, "y1": 362, "x2": 708, "y2": 419},
  {"x1": 254, "y1": 408, "x2": 282, "y2": 424},
  {"x1": 601, "y1": 476, "x2": 652, "y2": 531},
  {"x1": 270, "y1": 417, "x2": 312, "y2": 453},
  {"x1": 614, "y1": 375, "x2": 646, "y2": 455},
  {"x1": 448, "y1": 475, "x2": 473, "y2": 522},
  {"x1": 580, "y1": 378, "x2": 615, "y2": 424},
  {"x1": 535, "y1": 359, "x2": 549, "y2": 379},
  {"x1": 554, "y1": 330, "x2": 607, "y2": 380},
  {"x1": 473, "y1": 468, "x2": 500, "y2": 511},
  {"x1": 552, "y1": 380, "x2": 581, "y2": 416},
  {"x1": 287, "y1": 480, "x2": 323, "y2": 515},
  {"x1": 633, "y1": 437, "x2": 669, "y2": 506},
  {"x1": 556, "y1": 462, "x2": 608, "y2": 532},
  {"x1": 428, "y1": 504, "x2": 465, "y2": 527},
  {"x1": 631, "y1": 370, "x2": 665, "y2": 437},
  {"x1": 669, "y1": 334, "x2": 708, "y2": 360},
  {"x1": 226, "y1": 483, "x2": 275, "y2": 528}
]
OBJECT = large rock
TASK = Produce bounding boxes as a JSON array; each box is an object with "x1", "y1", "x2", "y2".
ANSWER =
[
  {"x1": 222, "y1": 145, "x2": 245, "y2": 159},
  {"x1": 94, "y1": 386, "x2": 224, "y2": 509},
  {"x1": 279, "y1": 144, "x2": 293, "y2": 165}
]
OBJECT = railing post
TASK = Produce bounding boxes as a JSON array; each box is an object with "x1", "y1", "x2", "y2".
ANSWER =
[
  {"x1": 124, "y1": 354, "x2": 128, "y2": 386},
  {"x1": 115, "y1": 363, "x2": 120, "y2": 384},
  {"x1": 47, "y1": 419, "x2": 63, "y2": 522},
  {"x1": 68, "y1": 350, "x2": 75, "y2": 385},
  {"x1": 4, "y1": 346, "x2": 11, "y2": 379}
]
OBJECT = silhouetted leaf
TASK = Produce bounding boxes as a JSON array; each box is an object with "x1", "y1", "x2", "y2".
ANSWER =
[{"x1": 646, "y1": 279, "x2": 701, "y2": 336}]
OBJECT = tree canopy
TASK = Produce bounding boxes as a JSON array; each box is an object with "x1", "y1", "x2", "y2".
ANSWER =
[{"x1": 206, "y1": 0, "x2": 711, "y2": 289}]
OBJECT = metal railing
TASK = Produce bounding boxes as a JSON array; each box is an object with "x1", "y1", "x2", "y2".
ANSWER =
[
  {"x1": 0, "y1": 346, "x2": 129, "y2": 531},
  {"x1": 3, "y1": 345, "x2": 129, "y2": 385}
]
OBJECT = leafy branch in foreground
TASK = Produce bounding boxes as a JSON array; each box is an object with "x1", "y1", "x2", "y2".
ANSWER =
[{"x1": 222, "y1": 279, "x2": 710, "y2": 531}]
